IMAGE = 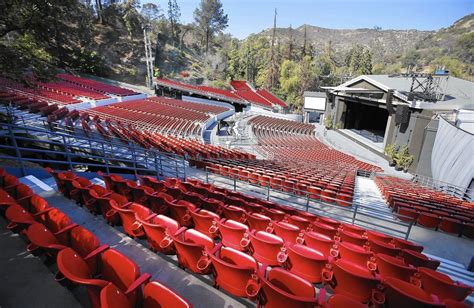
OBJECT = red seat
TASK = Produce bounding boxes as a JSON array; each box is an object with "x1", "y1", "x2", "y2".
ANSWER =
[
  {"x1": 148, "y1": 192, "x2": 173, "y2": 215},
  {"x1": 273, "y1": 221, "x2": 303, "y2": 244},
  {"x1": 2, "y1": 174, "x2": 20, "y2": 190},
  {"x1": 326, "y1": 294, "x2": 367, "y2": 308},
  {"x1": 168, "y1": 200, "x2": 197, "y2": 227},
  {"x1": 143, "y1": 281, "x2": 192, "y2": 308},
  {"x1": 136, "y1": 214, "x2": 180, "y2": 254},
  {"x1": 58, "y1": 172, "x2": 80, "y2": 199},
  {"x1": 283, "y1": 243, "x2": 328, "y2": 283},
  {"x1": 322, "y1": 258, "x2": 380, "y2": 303},
  {"x1": 7, "y1": 183, "x2": 34, "y2": 208},
  {"x1": 368, "y1": 239, "x2": 401, "y2": 257},
  {"x1": 172, "y1": 228, "x2": 215, "y2": 274},
  {"x1": 256, "y1": 267, "x2": 319, "y2": 308},
  {"x1": 392, "y1": 238, "x2": 424, "y2": 253},
  {"x1": 190, "y1": 208, "x2": 220, "y2": 238},
  {"x1": 140, "y1": 176, "x2": 165, "y2": 192},
  {"x1": 397, "y1": 207, "x2": 418, "y2": 223},
  {"x1": 69, "y1": 226, "x2": 108, "y2": 273},
  {"x1": 0, "y1": 188, "x2": 18, "y2": 211},
  {"x1": 375, "y1": 253, "x2": 417, "y2": 283},
  {"x1": 380, "y1": 277, "x2": 445, "y2": 307},
  {"x1": 109, "y1": 201, "x2": 153, "y2": 238},
  {"x1": 25, "y1": 209, "x2": 78, "y2": 255},
  {"x1": 221, "y1": 205, "x2": 247, "y2": 223},
  {"x1": 84, "y1": 185, "x2": 112, "y2": 214},
  {"x1": 208, "y1": 246, "x2": 258, "y2": 298},
  {"x1": 128, "y1": 182, "x2": 154, "y2": 206},
  {"x1": 335, "y1": 241, "x2": 374, "y2": 269},
  {"x1": 401, "y1": 250, "x2": 440, "y2": 270},
  {"x1": 249, "y1": 231, "x2": 285, "y2": 266},
  {"x1": 5, "y1": 195, "x2": 51, "y2": 231},
  {"x1": 311, "y1": 221, "x2": 338, "y2": 238},
  {"x1": 57, "y1": 247, "x2": 151, "y2": 308},
  {"x1": 70, "y1": 178, "x2": 93, "y2": 205},
  {"x1": 317, "y1": 216, "x2": 340, "y2": 229},
  {"x1": 303, "y1": 231, "x2": 336, "y2": 257},
  {"x1": 417, "y1": 212, "x2": 441, "y2": 229},
  {"x1": 418, "y1": 267, "x2": 472, "y2": 301},
  {"x1": 366, "y1": 230, "x2": 393, "y2": 244},
  {"x1": 287, "y1": 215, "x2": 311, "y2": 231},
  {"x1": 340, "y1": 223, "x2": 366, "y2": 236},
  {"x1": 216, "y1": 219, "x2": 250, "y2": 251},
  {"x1": 339, "y1": 229, "x2": 368, "y2": 247},
  {"x1": 247, "y1": 212, "x2": 273, "y2": 233},
  {"x1": 439, "y1": 218, "x2": 464, "y2": 235}
]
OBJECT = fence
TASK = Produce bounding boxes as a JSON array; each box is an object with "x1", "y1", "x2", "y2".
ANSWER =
[
  {"x1": 202, "y1": 165, "x2": 413, "y2": 240},
  {"x1": 0, "y1": 121, "x2": 187, "y2": 180}
]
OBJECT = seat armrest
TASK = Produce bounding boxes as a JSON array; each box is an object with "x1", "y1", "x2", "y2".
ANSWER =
[
  {"x1": 174, "y1": 226, "x2": 187, "y2": 236},
  {"x1": 54, "y1": 223, "x2": 79, "y2": 235},
  {"x1": 84, "y1": 245, "x2": 109, "y2": 261},
  {"x1": 33, "y1": 207, "x2": 53, "y2": 217},
  {"x1": 209, "y1": 243, "x2": 223, "y2": 255},
  {"x1": 124, "y1": 273, "x2": 152, "y2": 295},
  {"x1": 102, "y1": 192, "x2": 113, "y2": 198}
]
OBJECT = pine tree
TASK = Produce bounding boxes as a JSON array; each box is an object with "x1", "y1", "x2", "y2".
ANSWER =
[
  {"x1": 194, "y1": 0, "x2": 228, "y2": 53},
  {"x1": 167, "y1": 0, "x2": 181, "y2": 43}
]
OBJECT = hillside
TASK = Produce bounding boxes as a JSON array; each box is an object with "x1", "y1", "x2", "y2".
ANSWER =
[{"x1": 259, "y1": 25, "x2": 433, "y2": 62}]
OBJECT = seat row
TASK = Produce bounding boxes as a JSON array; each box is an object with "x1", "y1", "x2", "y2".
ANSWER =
[
  {"x1": 0, "y1": 169, "x2": 191, "y2": 308},
  {"x1": 49, "y1": 169, "x2": 472, "y2": 307},
  {"x1": 0, "y1": 76, "x2": 82, "y2": 105},
  {"x1": 375, "y1": 176, "x2": 474, "y2": 238},
  {"x1": 57, "y1": 73, "x2": 138, "y2": 97}
]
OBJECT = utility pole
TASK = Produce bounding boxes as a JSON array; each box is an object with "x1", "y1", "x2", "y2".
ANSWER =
[
  {"x1": 143, "y1": 25, "x2": 154, "y2": 89},
  {"x1": 265, "y1": 8, "x2": 278, "y2": 89}
]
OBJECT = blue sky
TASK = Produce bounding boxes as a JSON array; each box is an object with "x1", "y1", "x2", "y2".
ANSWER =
[{"x1": 151, "y1": 0, "x2": 473, "y2": 39}]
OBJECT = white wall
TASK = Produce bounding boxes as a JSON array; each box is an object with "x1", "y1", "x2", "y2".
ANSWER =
[
  {"x1": 304, "y1": 96, "x2": 326, "y2": 111},
  {"x1": 431, "y1": 116, "x2": 474, "y2": 192}
]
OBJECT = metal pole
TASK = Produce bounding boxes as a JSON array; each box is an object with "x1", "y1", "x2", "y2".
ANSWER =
[
  {"x1": 352, "y1": 202, "x2": 359, "y2": 224},
  {"x1": 9, "y1": 125, "x2": 26, "y2": 176},
  {"x1": 62, "y1": 136, "x2": 73, "y2": 170}
]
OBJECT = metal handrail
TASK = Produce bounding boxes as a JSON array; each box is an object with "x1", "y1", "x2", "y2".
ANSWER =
[
  {"x1": 203, "y1": 165, "x2": 413, "y2": 239},
  {"x1": 0, "y1": 121, "x2": 187, "y2": 180}
]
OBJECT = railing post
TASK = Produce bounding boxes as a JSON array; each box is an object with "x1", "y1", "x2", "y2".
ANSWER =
[
  {"x1": 159, "y1": 153, "x2": 163, "y2": 175},
  {"x1": 233, "y1": 176, "x2": 237, "y2": 191},
  {"x1": 405, "y1": 221, "x2": 413, "y2": 240},
  {"x1": 153, "y1": 151, "x2": 159, "y2": 178},
  {"x1": 306, "y1": 194, "x2": 310, "y2": 211},
  {"x1": 62, "y1": 136, "x2": 73, "y2": 170},
  {"x1": 352, "y1": 201, "x2": 359, "y2": 224},
  {"x1": 205, "y1": 167, "x2": 209, "y2": 183},
  {"x1": 266, "y1": 184, "x2": 270, "y2": 201},
  {"x1": 9, "y1": 124, "x2": 26, "y2": 176}
]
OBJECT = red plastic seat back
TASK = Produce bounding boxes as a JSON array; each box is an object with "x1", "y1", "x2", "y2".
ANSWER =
[
  {"x1": 143, "y1": 281, "x2": 192, "y2": 308},
  {"x1": 100, "y1": 283, "x2": 132, "y2": 308},
  {"x1": 70, "y1": 226, "x2": 101, "y2": 272},
  {"x1": 218, "y1": 219, "x2": 249, "y2": 251},
  {"x1": 250, "y1": 231, "x2": 284, "y2": 266},
  {"x1": 304, "y1": 231, "x2": 335, "y2": 257},
  {"x1": 259, "y1": 268, "x2": 317, "y2": 308},
  {"x1": 273, "y1": 221, "x2": 301, "y2": 244},
  {"x1": 286, "y1": 244, "x2": 327, "y2": 284},
  {"x1": 140, "y1": 214, "x2": 179, "y2": 253},
  {"x1": 173, "y1": 229, "x2": 214, "y2": 274},
  {"x1": 101, "y1": 249, "x2": 141, "y2": 305},
  {"x1": 44, "y1": 209, "x2": 73, "y2": 244},
  {"x1": 57, "y1": 247, "x2": 94, "y2": 282},
  {"x1": 29, "y1": 195, "x2": 49, "y2": 218},
  {"x1": 337, "y1": 242, "x2": 373, "y2": 268},
  {"x1": 16, "y1": 183, "x2": 33, "y2": 199},
  {"x1": 384, "y1": 277, "x2": 444, "y2": 307},
  {"x1": 247, "y1": 213, "x2": 272, "y2": 232},
  {"x1": 208, "y1": 246, "x2": 257, "y2": 297},
  {"x1": 327, "y1": 258, "x2": 380, "y2": 303},
  {"x1": 190, "y1": 209, "x2": 219, "y2": 237},
  {"x1": 418, "y1": 267, "x2": 472, "y2": 301}
]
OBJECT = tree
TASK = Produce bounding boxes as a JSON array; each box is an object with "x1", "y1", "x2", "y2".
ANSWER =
[
  {"x1": 95, "y1": 0, "x2": 104, "y2": 23},
  {"x1": 359, "y1": 48, "x2": 373, "y2": 75},
  {"x1": 286, "y1": 25, "x2": 294, "y2": 61},
  {"x1": 141, "y1": 3, "x2": 163, "y2": 23},
  {"x1": 167, "y1": 0, "x2": 181, "y2": 42},
  {"x1": 194, "y1": 0, "x2": 228, "y2": 53},
  {"x1": 123, "y1": 0, "x2": 141, "y2": 39},
  {"x1": 301, "y1": 25, "x2": 307, "y2": 58},
  {"x1": 401, "y1": 49, "x2": 421, "y2": 71}
]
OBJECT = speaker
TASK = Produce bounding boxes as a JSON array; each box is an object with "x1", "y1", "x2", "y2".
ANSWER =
[{"x1": 395, "y1": 105, "x2": 410, "y2": 124}]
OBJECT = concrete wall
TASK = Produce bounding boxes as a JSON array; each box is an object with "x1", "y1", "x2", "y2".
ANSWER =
[{"x1": 415, "y1": 119, "x2": 439, "y2": 177}]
